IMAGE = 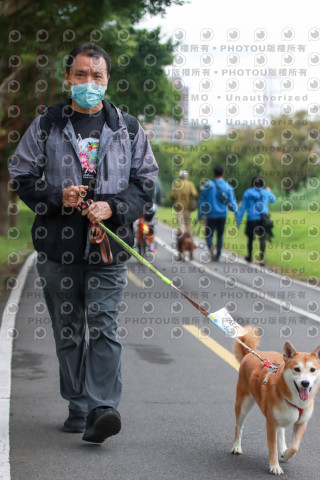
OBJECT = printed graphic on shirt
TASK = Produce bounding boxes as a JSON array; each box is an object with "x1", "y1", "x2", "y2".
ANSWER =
[{"x1": 77, "y1": 134, "x2": 99, "y2": 180}]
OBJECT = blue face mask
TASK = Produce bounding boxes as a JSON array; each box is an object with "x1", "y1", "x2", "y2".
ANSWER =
[{"x1": 71, "y1": 83, "x2": 106, "y2": 109}]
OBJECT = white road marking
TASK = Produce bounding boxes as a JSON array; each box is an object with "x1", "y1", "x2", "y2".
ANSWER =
[
  {"x1": 158, "y1": 221, "x2": 320, "y2": 292},
  {"x1": 0, "y1": 251, "x2": 37, "y2": 480},
  {"x1": 155, "y1": 235, "x2": 320, "y2": 324}
]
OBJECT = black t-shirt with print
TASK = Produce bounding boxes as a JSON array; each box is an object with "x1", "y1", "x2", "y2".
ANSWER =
[
  {"x1": 69, "y1": 108, "x2": 106, "y2": 251},
  {"x1": 69, "y1": 108, "x2": 106, "y2": 199}
]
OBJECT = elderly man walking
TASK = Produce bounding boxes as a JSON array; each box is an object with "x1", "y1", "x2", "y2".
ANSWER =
[
  {"x1": 171, "y1": 170, "x2": 197, "y2": 234},
  {"x1": 9, "y1": 42, "x2": 158, "y2": 444}
]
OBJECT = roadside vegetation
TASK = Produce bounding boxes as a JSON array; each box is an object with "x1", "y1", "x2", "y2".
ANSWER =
[{"x1": 156, "y1": 207, "x2": 320, "y2": 283}]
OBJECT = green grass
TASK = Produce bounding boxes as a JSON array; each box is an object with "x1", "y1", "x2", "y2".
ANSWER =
[
  {"x1": 0, "y1": 202, "x2": 35, "y2": 294},
  {"x1": 1, "y1": 202, "x2": 35, "y2": 261},
  {"x1": 1, "y1": 203, "x2": 319, "y2": 287},
  {"x1": 156, "y1": 208, "x2": 320, "y2": 282}
]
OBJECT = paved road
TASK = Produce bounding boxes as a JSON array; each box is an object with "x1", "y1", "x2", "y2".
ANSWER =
[{"x1": 6, "y1": 221, "x2": 320, "y2": 479}]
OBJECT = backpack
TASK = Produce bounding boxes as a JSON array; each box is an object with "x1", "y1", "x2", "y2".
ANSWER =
[
  {"x1": 255, "y1": 190, "x2": 274, "y2": 239},
  {"x1": 39, "y1": 110, "x2": 139, "y2": 147}
]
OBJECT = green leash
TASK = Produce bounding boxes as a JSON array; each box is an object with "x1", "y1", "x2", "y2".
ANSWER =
[
  {"x1": 97, "y1": 221, "x2": 278, "y2": 373},
  {"x1": 79, "y1": 200, "x2": 246, "y2": 338},
  {"x1": 98, "y1": 221, "x2": 212, "y2": 317},
  {"x1": 98, "y1": 222, "x2": 172, "y2": 285}
]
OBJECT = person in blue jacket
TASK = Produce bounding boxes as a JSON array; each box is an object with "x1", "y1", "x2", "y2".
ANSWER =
[
  {"x1": 198, "y1": 166, "x2": 238, "y2": 261},
  {"x1": 237, "y1": 176, "x2": 276, "y2": 266}
]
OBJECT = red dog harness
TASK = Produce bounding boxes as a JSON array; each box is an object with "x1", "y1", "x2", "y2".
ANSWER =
[{"x1": 285, "y1": 399, "x2": 304, "y2": 419}]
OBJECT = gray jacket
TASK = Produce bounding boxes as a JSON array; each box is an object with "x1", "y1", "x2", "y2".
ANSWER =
[{"x1": 9, "y1": 100, "x2": 159, "y2": 264}]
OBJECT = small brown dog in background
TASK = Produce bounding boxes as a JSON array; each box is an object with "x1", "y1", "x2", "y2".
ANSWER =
[{"x1": 176, "y1": 229, "x2": 194, "y2": 261}]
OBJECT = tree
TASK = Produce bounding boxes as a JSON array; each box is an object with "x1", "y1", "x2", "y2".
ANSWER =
[
  {"x1": 152, "y1": 110, "x2": 320, "y2": 208},
  {"x1": 151, "y1": 142, "x2": 186, "y2": 206},
  {"x1": 182, "y1": 134, "x2": 264, "y2": 201},
  {"x1": 0, "y1": 0, "x2": 185, "y2": 234},
  {"x1": 109, "y1": 25, "x2": 181, "y2": 120},
  {"x1": 263, "y1": 110, "x2": 320, "y2": 193}
]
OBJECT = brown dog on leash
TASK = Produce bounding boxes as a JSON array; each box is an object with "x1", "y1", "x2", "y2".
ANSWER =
[
  {"x1": 176, "y1": 230, "x2": 194, "y2": 261},
  {"x1": 232, "y1": 327, "x2": 320, "y2": 475}
]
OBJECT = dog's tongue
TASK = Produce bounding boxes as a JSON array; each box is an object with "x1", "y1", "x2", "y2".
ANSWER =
[{"x1": 299, "y1": 388, "x2": 310, "y2": 401}]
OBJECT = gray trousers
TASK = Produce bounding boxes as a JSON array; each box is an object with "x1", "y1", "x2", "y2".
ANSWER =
[{"x1": 36, "y1": 257, "x2": 127, "y2": 414}]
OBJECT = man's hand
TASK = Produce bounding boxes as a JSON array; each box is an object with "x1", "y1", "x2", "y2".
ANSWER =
[
  {"x1": 62, "y1": 185, "x2": 88, "y2": 207},
  {"x1": 82, "y1": 201, "x2": 112, "y2": 223}
]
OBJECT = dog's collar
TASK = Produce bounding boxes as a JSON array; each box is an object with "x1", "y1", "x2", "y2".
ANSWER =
[{"x1": 285, "y1": 399, "x2": 304, "y2": 419}]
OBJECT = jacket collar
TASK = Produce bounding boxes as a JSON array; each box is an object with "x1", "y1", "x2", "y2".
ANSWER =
[{"x1": 43, "y1": 99, "x2": 120, "y2": 132}]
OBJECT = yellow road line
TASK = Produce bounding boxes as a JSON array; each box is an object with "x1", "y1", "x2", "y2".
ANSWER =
[
  {"x1": 183, "y1": 325, "x2": 239, "y2": 371},
  {"x1": 127, "y1": 269, "x2": 239, "y2": 371},
  {"x1": 127, "y1": 269, "x2": 144, "y2": 288}
]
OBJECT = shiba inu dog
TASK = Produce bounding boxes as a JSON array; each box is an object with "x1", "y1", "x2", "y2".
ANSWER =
[{"x1": 232, "y1": 327, "x2": 320, "y2": 475}]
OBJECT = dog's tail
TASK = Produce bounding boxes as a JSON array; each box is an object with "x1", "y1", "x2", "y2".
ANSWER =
[{"x1": 233, "y1": 326, "x2": 260, "y2": 363}]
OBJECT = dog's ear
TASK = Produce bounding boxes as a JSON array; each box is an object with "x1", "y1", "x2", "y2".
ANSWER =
[
  {"x1": 311, "y1": 345, "x2": 320, "y2": 360},
  {"x1": 283, "y1": 342, "x2": 297, "y2": 361}
]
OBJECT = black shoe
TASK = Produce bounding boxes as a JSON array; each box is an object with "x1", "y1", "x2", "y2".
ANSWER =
[
  {"x1": 214, "y1": 255, "x2": 220, "y2": 262},
  {"x1": 82, "y1": 407, "x2": 121, "y2": 444},
  {"x1": 244, "y1": 256, "x2": 251, "y2": 263},
  {"x1": 63, "y1": 410, "x2": 87, "y2": 433}
]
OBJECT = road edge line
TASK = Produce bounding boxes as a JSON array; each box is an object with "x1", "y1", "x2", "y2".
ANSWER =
[
  {"x1": 155, "y1": 234, "x2": 320, "y2": 324},
  {"x1": 0, "y1": 251, "x2": 37, "y2": 480}
]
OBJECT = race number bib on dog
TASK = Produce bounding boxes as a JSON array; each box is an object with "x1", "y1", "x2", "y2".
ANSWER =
[{"x1": 208, "y1": 308, "x2": 247, "y2": 338}]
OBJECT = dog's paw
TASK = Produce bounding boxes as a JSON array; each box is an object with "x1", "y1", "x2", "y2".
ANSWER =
[
  {"x1": 279, "y1": 448, "x2": 288, "y2": 461},
  {"x1": 281, "y1": 447, "x2": 296, "y2": 462},
  {"x1": 280, "y1": 452, "x2": 289, "y2": 463},
  {"x1": 270, "y1": 464, "x2": 284, "y2": 475},
  {"x1": 231, "y1": 446, "x2": 243, "y2": 455}
]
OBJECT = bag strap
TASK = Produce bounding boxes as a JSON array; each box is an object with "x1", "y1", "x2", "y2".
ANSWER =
[
  {"x1": 122, "y1": 111, "x2": 139, "y2": 142},
  {"x1": 214, "y1": 179, "x2": 228, "y2": 199},
  {"x1": 214, "y1": 179, "x2": 223, "y2": 193},
  {"x1": 251, "y1": 189, "x2": 265, "y2": 215},
  {"x1": 213, "y1": 179, "x2": 219, "y2": 196},
  {"x1": 39, "y1": 114, "x2": 52, "y2": 149}
]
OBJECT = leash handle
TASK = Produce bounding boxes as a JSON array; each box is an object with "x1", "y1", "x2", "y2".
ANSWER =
[
  {"x1": 90, "y1": 228, "x2": 113, "y2": 264},
  {"x1": 78, "y1": 199, "x2": 171, "y2": 282},
  {"x1": 77, "y1": 200, "x2": 113, "y2": 264}
]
